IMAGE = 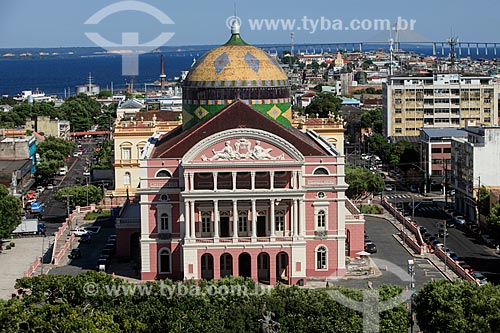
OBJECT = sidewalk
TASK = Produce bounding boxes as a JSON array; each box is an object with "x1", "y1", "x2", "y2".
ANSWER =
[{"x1": 0, "y1": 236, "x2": 52, "y2": 299}]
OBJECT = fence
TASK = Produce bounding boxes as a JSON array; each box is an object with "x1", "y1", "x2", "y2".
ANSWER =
[{"x1": 24, "y1": 257, "x2": 41, "y2": 277}]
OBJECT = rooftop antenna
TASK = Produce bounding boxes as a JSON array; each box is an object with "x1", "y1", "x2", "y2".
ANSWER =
[
  {"x1": 389, "y1": 38, "x2": 394, "y2": 76},
  {"x1": 160, "y1": 54, "x2": 167, "y2": 91},
  {"x1": 447, "y1": 30, "x2": 458, "y2": 71}
]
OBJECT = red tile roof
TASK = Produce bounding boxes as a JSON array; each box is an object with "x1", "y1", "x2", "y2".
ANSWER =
[{"x1": 152, "y1": 101, "x2": 330, "y2": 158}]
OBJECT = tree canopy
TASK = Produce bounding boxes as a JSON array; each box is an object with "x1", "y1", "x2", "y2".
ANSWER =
[
  {"x1": 365, "y1": 133, "x2": 419, "y2": 168},
  {"x1": 0, "y1": 185, "x2": 21, "y2": 238},
  {"x1": 55, "y1": 185, "x2": 103, "y2": 207},
  {"x1": 0, "y1": 272, "x2": 409, "y2": 333},
  {"x1": 59, "y1": 94, "x2": 102, "y2": 132},
  {"x1": 35, "y1": 137, "x2": 77, "y2": 182},
  {"x1": 415, "y1": 280, "x2": 500, "y2": 333},
  {"x1": 345, "y1": 166, "x2": 385, "y2": 201},
  {"x1": 304, "y1": 92, "x2": 342, "y2": 118},
  {"x1": 360, "y1": 108, "x2": 382, "y2": 134}
]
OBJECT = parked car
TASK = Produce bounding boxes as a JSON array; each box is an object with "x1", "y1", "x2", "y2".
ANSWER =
[
  {"x1": 410, "y1": 184, "x2": 419, "y2": 193},
  {"x1": 385, "y1": 184, "x2": 394, "y2": 191},
  {"x1": 437, "y1": 227, "x2": 449, "y2": 238},
  {"x1": 472, "y1": 272, "x2": 488, "y2": 285},
  {"x1": 364, "y1": 243, "x2": 377, "y2": 254},
  {"x1": 36, "y1": 186, "x2": 45, "y2": 194},
  {"x1": 73, "y1": 228, "x2": 90, "y2": 237},
  {"x1": 447, "y1": 251, "x2": 459, "y2": 261},
  {"x1": 68, "y1": 248, "x2": 81, "y2": 259},
  {"x1": 47, "y1": 184, "x2": 54, "y2": 190},
  {"x1": 96, "y1": 258, "x2": 108, "y2": 272},
  {"x1": 453, "y1": 216, "x2": 466, "y2": 226},
  {"x1": 79, "y1": 234, "x2": 92, "y2": 243}
]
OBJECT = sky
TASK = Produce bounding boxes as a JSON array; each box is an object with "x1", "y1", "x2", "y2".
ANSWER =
[{"x1": 1, "y1": 0, "x2": 499, "y2": 48}]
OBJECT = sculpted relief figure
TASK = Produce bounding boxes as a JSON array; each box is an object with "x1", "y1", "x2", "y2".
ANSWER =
[{"x1": 201, "y1": 139, "x2": 285, "y2": 161}]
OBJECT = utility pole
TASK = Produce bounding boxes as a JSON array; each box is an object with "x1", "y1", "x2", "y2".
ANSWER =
[{"x1": 65, "y1": 194, "x2": 73, "y2": 234}]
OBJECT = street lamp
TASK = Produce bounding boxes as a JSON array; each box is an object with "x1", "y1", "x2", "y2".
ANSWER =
[{"x1": 109, "y1": 193, "x2": 114, "y2": 207}]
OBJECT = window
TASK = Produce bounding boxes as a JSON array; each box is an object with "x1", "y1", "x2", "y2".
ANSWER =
[
  {"x1": 431, "y1": 148, "x2": 442, "y2": 153},
  {"x1": 317, "y1": 192, "x2": 325, "y2": 199},
  {"x1": 395, "y1": 109, "x2": 402, "y2": 114},
  {"x1": 158, "y1": 248, "x2": 171, "y2": 274},
  {"x1": 443, "y1": 148, "x2": 451, "y2": 154},
  {"x1": 156, "y1": 170, "x2": 172, "y2": 178},
  {"x1": 124, "y1": 172, "x2": 131, "y2": 185},
  {"x1": 122, "y1": 148, "x2": 131, "y2": 161},
  {"x1": 160, "y1": 213, "x2": 169, "y2": 231},
  {"x1": 201, "y1": 212, "x2": 211, "y2": 233},
  {"x1": 317, "y1": 210, "x2": 326, "y2": 228},
  {"x1": 160, "y1": 194, "x2": 169, "y2": 201},
  {"x1": 316, "y1": 246, "x2": 327, "y2": 270},
  {"x1": 395, "y1": 118, "x2": 402, "y2": 124},
  {"x1": 313, "y1": 168, "x2": 329, "y2": 175},
  {"x1": 238, "y1": 211, "x2": 248, "y2": 233},
  {"x1": 432, "y1": 159, "x2": 443, "y2": 165},
  {"x1": 275, "y1": 210, "x2": 285, "y2": 232},
  {"x1": 395, "y1": 128, "x2": 402, "y2": 134}
]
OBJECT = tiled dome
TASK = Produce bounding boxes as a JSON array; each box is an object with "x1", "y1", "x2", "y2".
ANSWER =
[{"x1": 181, "y1": 21, "x2": 292, "y2": 130}]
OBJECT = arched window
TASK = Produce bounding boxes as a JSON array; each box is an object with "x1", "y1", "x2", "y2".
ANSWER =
[
  {"x1": 158, "y1": 248, "x2": 171, "y2": 274},
  {"x1": 314, "y1": 167, "x2": 329, "y2": 175},
  {"x1": 201, "y1": 211, "x2": 211, "y2": 234},
  {"x1": 275, "y1": 210, "x2": 285, "y2": 232},
  {"x1": 160, "y1": 213, "x2": 169, "y2": 231},
  {"x1": 316, "y1": 246, "x2": 327, "y2": 270},
  {"x1": 124, "y1": 172, "x2": 131, "y2": 185},
  {"x1": 156, "y1": 170, "x2": 172, "y2": 178},
  {"x1": 317, "y1": 210, "x2": 326, "y2": 228}
]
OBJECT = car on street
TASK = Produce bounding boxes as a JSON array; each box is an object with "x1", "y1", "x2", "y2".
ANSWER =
[
  {"x1": 68, "y1": 248, "x2": 81, "y2": 259},
  {"x1": 96, "y1": 258, "x2": 108, "y2": 272},
  {"x1": 472, "y1": 272, "x2": 488, "y2": 285},
  {"x1": 47, "y1": 184, "x2": 54, "y2": 190},
  {"x1": 79, "y1": 234, "x2": 92, "y2": 243},
  {"x1": 83, "y1": 169, "x2": 91, "y2": 177},
  {"x1": 453, "y1": 216, "x2": 466, "y2": 226},
  {"x1": 73, "y1": 228, "x2": 90, "y2": 237},
  {"x1": 409, "y1": 184, "x2": 419, "y2": 193},
  {"x1": 364, "y1": 243, "x2": 377, "y2": 254},
  {"x1": 437, "y1": 227, "x2": 449, "y2": 238},
  {"x1": 36, "y1": 186, "x2": 45, "y2": 194},
  {"x1": 447, "y1": 251, "x2": 459, "y2": 261},
  {"x1": 385, "y1": 184, "x2": 393, "y2": 191}
]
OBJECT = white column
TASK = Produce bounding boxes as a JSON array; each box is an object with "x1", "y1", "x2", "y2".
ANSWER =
[
  {"x1": 293, "y1": 199, "x2": 298, "y2": 237},
  {"x1": 270, "y1": 171, "x2": 275, "y2": 190},
  {"x1": 190, "y1": 200, "x2": 195, "y2": 239},
  {"x1": 251, "y1": 172, "x2": 256, "y2": 191},
  {"x1": 188, "y1": 173, "x2": 194, "y2": 191},
  {"x1": 232, "y1": 172, "x2": 237, "y2": 191},
  {"x1": 270, "y1": 199, "x2": 275, "y2": 238},
  {"x1": 213, "y1": 172, "x2": 218, "y2": 191},
  {"x1": 183, "y1": 174, "x2": 189, "y2": 192},
  {"x1": 291, "y1": 171, "x2": 297, "y2": 189},
  {"x1": 299, "y1": 199, "x2": 306, "y2": 237},
  {"x1": 213, "y1": 200, "x2": 219, "y2": 241},
  {"x1": 251, "y1": 199, "x2": 257, "y2": 239},
  {"x1": 184, "y1": 200, "x2": 190, "y2": 239},
  {"x1": 298, "y1": 171, "x2": 303, "y2": 190},
  {"x1": 232, "y1": 200, "x2": 238, "y2": 238}
]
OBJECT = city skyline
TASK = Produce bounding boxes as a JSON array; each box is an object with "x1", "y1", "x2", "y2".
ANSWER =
[{"x1": 1, "y1": 0, "x2": 499, "y2": 48}]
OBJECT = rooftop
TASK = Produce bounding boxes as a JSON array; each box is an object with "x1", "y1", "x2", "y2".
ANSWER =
[{"x1": 421, "y1": 127, "x2": 468, "y2": 139}]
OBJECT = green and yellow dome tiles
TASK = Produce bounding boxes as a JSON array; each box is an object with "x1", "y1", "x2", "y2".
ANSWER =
[{"x1": 181, "y1": 21, "x2": 292, "y2": 130}]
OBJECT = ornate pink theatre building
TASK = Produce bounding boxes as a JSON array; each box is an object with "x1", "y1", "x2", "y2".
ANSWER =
[
  {"x1": 116, "y1": 102, "x2": 364, "y2": 284},
  {"x1": 115, "y1": 24, "x2": 364, "y2": 284}
]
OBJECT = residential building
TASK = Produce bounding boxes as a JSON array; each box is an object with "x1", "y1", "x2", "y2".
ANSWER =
[
  {"x1": 115, "y1": 22, "x2": 363, "y2": 284},
  {"x1": 383, "y1": 72, "x2": 499, "y2": 138},
  {"x1": 0, "y1": 135, "x2": 37, "y2": 174},
  {"x1": 27, "y1": 116, "x2": 70, "y2": 138},
  {"x1": 420, "y1": 127, "x2": 467, "y2": 185},
  {"x1": 451, "y1": 123, "x2": 500, "y2": 223},
  {"x1": 116, "y1": 99, "x2": 145, "y2": 120}
]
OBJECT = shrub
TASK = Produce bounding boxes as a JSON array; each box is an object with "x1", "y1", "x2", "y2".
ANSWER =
[
  {"x1": 9, "y1": 242, "x2": 15, "y2": 247},
  {"x1": 359, "y1": 205, "x2": 383, "y2": 214}
]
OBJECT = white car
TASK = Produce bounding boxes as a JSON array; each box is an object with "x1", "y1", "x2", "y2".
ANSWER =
[
  {"x1": 36, "y1": 186, "x2": 45, "y2": 194},
  {"x1": 385, "y1": 184, "x2": 394, "y2": 191},
  {"x1": 83, "y1": 169, "x2": 91, "y2": 177},
  {"x1": 73, "y1": 228, "x2": 90, "y2": 237},
  {"x1": 47, "y1": 184, "x2": 54, "y2": 190}
]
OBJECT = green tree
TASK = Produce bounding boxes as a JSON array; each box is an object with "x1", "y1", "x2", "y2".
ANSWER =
[
  {"x1": 360, "y1": 108, "x2": 382, "y2": 134},
  {"x1": 345, "y1": 166, "x2": 385, "y2": 201},
  {"x1": 59, "y1": 94, "x2": 102, "y2": 131},
  {"x1": 415, "y1": 280, "x2": 500, "y2": 333},
  {"x1": 55, "y1": 185, "x2": 103, "y2": 207},
  {"x1": 97, "y1": 90, "x2": 113, "y2": 99},
  {"x1": 0, "y1": 185, "x2": 21, "y2": 238},
  {"x1": 479, "y1": 186, "x2": 490, "y2": 216},
  {"x1": 305, "y1": 92, "x2": 342, "y2": 118},
  {"x1": 487, "y1": 203, "x2": 500, "y2": 238}
]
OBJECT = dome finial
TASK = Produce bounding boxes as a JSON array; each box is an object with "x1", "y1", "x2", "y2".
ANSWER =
[{"x1": 231, "y1": 18, "x2": 240, "y2": 35}]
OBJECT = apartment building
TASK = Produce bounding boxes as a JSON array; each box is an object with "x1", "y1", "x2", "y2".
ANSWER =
[
  {"x1": 383, "y1": 72, "x2": 498, "y2": 138},
  {"x1": 451, "y1": 123, "x2": 500, "y2": 223}
]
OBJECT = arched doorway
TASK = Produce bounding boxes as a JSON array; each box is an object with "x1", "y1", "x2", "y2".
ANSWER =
[
  {"x1": 238, "y1": 253, "x2": 251, "y2": 278},
  {"x1": 200, "y1": 253, "x2": 214, "y2": 280},
  {"x1": 220, "y1": 253, "x2": 233, "y2": 278},
  {"x1": 276, "y1": 252, "x2": 289, "y2": 284},
  {"x1": 345, "y1": 229, "x2": 351, "y2": 257},
  {"x1": 130, "y1": 232, "x2": 140, "y2": 260},
  {"x1": 257, "y1": 252, "x2": 270, "y2": 283}
]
